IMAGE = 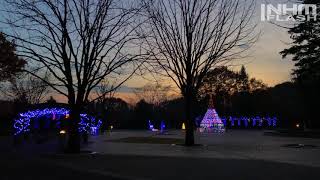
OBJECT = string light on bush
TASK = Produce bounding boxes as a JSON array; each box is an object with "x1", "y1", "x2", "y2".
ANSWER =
[{"x1": 13, "y1": 108, "x2": 102, "y2": 136}]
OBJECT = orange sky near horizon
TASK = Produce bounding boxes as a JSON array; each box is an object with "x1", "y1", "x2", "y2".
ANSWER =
[
  {"x1": 14, "y1": 0, "x2": 298, "y2": 104},
  {"x1": 47, "y1": 24, "x2": 296, "y2": 104}
]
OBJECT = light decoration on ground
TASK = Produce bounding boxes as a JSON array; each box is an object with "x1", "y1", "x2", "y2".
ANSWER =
[
  {"x1": 13, "y1": 108, "x2": 102, "y2": 136},
  {"x1": 182, "y1": 123, "x2": 186, "y2": 130},
  {"x1": 230, "y1": 117, "x2": 235, "y2": 126},
  {"x1": 198, "y1": 96, "x2": 277, "y2": 133},
  {"x1": 242, "y1": 117, "x2": 248, "y2": 127},
  {"x1": 148, "y1": 120, "x2": 159, "y2": 131},
  {"x1": 147, "y1": 120, "x2": 166, "y2": 132},
  {"x1": 199, "y1": 97, "x2": 225, "y2": 133},
  {"x1": 252, "y1": 117, "x2": 257, "y2": 126},
  {"x1": 160, "y1": 121, "x2": 166, "y2": 133},
  {"x1": 148, "y1": 120, "x2": 154, "y2": 131},
  {"x1": 215, "y1": 116, "x2": 277, "y2": 128}
]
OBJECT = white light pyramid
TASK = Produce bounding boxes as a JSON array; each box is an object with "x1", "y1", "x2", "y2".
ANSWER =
[{"x1": 199, "y1": 97, "x2": 225, "y2": 133}]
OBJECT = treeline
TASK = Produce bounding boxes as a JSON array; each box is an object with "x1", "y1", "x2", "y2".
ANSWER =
[
  {"x1": 91, "y1": 0, "x2": 320, "y2": 130},
  {"x1": 84, "y1": 84, "x2": 300, "y2": 130},
  {"x1": 1, "y1": 66, "x2": 318, "y2": 135},
  {"x1": 89, "y1": 66, "x2": 317, "y2": 130}
]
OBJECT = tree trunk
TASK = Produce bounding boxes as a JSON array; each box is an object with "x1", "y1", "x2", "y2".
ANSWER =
[
  {"x1": 184, "y1": 87, "x2": 195, "y2": 146},
  {"x1": 66, "y1": 105, "x2": 81, "y2": 153}
]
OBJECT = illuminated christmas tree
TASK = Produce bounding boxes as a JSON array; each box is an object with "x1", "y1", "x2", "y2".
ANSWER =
[{"x1": 199, "y1": 97, "x2": 225, "y2": 133}]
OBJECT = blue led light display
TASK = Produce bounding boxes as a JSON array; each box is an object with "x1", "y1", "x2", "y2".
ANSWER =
[
  {"x1": 13, "y1": 108, "x2": 102, "y2": 136},
  {"x1": 148, "y1": 120, "x2": 154, "y2": 131},
  {"x1": 221, "y1": 116, "x2": 277, "y2": 127}
]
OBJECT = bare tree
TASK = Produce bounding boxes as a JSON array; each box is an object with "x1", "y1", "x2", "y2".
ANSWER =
[
  {"x1": 7, "y1": 73, "x2": 50, "y2": 104},
  {"x1": 141, "y1": 0, "x2": 257, "y2": 145},
  {"x1": 95, "y1": 79, "x2": 117, "y2": 103},
  {"x1": 3, "y1": 0, "x2": 144, "y2": 152},
  {"x1": 94, "y1": 79, "x2": 118, "y2": 114},
  {"x1": 134, "y1": 83, "x2": 171, "y2": 106}
]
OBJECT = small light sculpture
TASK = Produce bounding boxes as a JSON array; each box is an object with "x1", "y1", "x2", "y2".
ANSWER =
[
  {"x1": 160, "y1": 121, "x2": 165, "y2": 133},
  {"x1": 182, "y1": 123, "x2": 186, "y2": 130}
]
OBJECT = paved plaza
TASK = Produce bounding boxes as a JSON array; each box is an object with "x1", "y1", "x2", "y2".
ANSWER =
[
  {"x1": 1, "y1": 130, "x2": 320, "y2": 179},
  {"x1": 85, "y1": 130, "x2": 320, "y2": 167}
]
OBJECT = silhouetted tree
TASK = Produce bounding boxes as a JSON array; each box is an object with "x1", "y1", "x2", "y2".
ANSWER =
[
  {"x1": 0, "y1": 32, "x2": 26, "y2": 82},
  {"x1": 46, "y1": 96, "x2": 57, "y2": 104},
  {"x1": 238, "y1": 66, "x2": 249, "y2": 92},
  {"x1": 248, "y1": 78, "x2": 267, "y2": 92},
  {"x1": 161, "y1": 97, "x2": 186, "y2": 129},
  {"x1": 280, "y1": 0, "x2": 320, "y2": 127},
  {"x1": 133, "y1": 99, "x2": 153, "y2": 129},
  {"x1": 95, "y1": 97, "x2": 130, "y2": 129},
  {"x1": 141, "y1": 0, "x2": 257, "y2": 145},
  {"x1": 199, "y1": 67, "x2": 238, "y2": 98},
  {"x1": 3, "y1": 0, "x2": 144, "y2": 152},
  {"x1": 199, "y1": 66, "x2": 266, "y2": 114},
  {"x1": 134, "y1": 83, "x2": 172, "y2": 106},
  {"x1": 280, "y1": 0, "x2": 319, "y2": 85},
  {"x1": 6, "y1": 73, "x2": 50, "y2": 104},
  {"x1": 96, "y1": 79, "x2": 117, "y2": 104}
]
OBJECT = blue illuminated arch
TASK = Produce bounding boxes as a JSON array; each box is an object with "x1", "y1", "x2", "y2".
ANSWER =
[{"x1": 14, "y1": 107, "x2": 102, "y2": 136}]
